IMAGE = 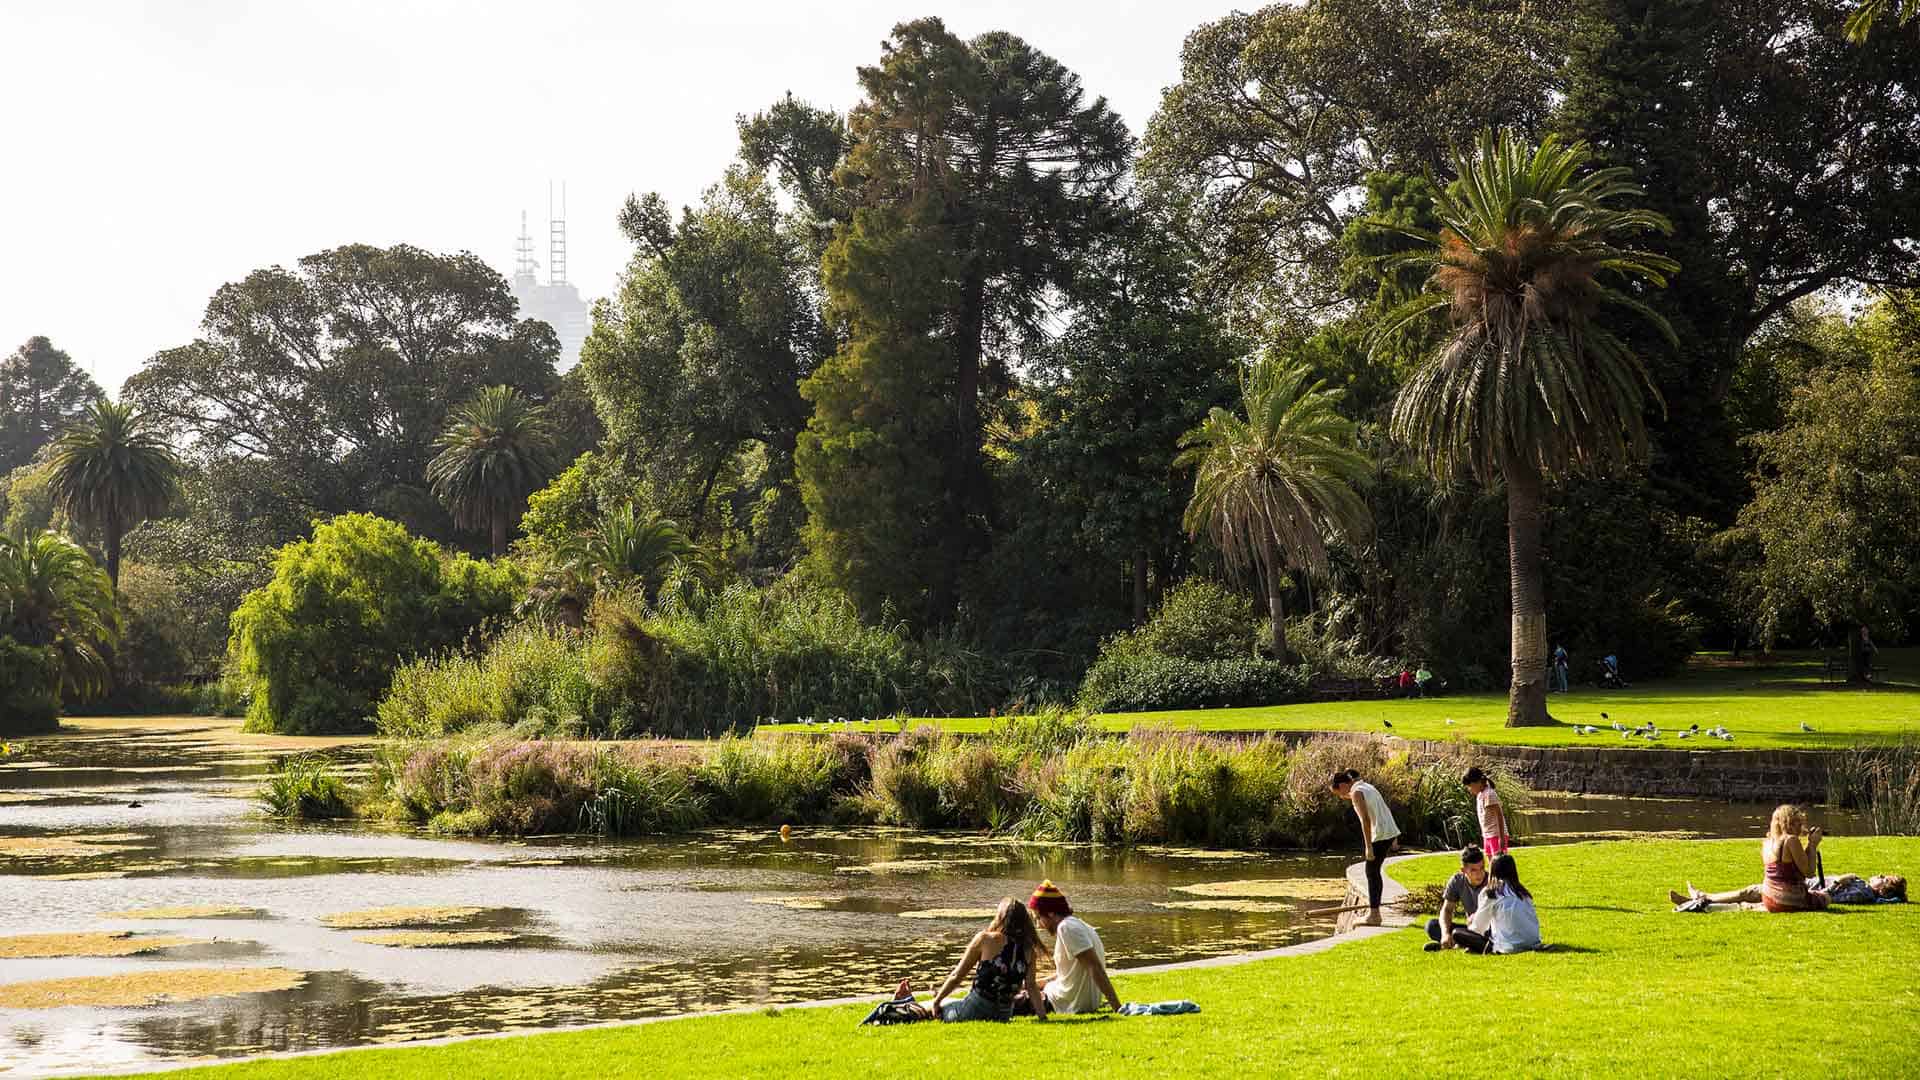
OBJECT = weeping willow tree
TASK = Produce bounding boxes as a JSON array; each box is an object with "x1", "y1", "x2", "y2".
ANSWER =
[
  {"x1": 1177, "y1": 357, "x2": 1372, "y2": 663},
  {"x1": 1373, "y1": 129, "x2": 1678, "y2": 726}
]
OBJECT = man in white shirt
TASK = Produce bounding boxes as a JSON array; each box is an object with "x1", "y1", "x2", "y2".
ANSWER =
[{"x1": 1024, "y1": 879, "x2": 1122, "y2": 1016}]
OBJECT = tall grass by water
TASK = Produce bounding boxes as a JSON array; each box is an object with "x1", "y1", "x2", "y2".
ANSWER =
[
  {"x1": 1829, "y1": 740, "x2": 1920, "y2": 836},
  {"x1": 273, "y1": 715, "x2": 1527, "y2": 851}
]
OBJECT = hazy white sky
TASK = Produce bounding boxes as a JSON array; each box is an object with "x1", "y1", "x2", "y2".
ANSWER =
[{"x1": 0, "y1": 1, "x2": 1239, "y2": 394}]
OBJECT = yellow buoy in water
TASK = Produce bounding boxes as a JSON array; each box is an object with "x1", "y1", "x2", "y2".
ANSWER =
[{"x1": 779, "y1": 824, "x2": 793, "y2": 841}]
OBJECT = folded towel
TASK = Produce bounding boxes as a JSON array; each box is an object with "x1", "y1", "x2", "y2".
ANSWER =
[{"x1": 1118, "y1": 1000, "x2": 1200, "y2": 1016}]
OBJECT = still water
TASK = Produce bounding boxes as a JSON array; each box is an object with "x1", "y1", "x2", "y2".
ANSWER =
[{"x1": 0, "y1": 719, "x2": 1839, "y2": 1075}]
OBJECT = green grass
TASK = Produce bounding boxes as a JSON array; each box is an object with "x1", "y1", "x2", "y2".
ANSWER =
[
  {"x1": 124, "y1": 837, "x2": 1920, "y2": 1079},
  {"x1": 765, "y1": 650, "x2": 1920, "y2": 750}
]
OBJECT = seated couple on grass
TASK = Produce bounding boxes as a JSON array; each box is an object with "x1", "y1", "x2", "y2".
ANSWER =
[
  {"x1": 1423, "y1": 846, "x2": 1542, "y2": 954},
  {"x1": 1668, "y1": 803, "x2": 1909, "y2": 913},
  {"x1": 877, "y1": 880, "x2": 1121, "y2": 1024}
]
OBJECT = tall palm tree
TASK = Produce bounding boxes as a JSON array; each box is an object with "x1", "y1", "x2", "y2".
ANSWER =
[
  {"x1": 44, "y1": 398, "x2": 182, "y2": 588},
  {"x1": 427, "y1": 386, "x2": 558, "y2": 557},
  {"x1": 568, "y1": 504, "x2": 694, "y2": 597},
  {"x1": 0, "y1": 529, "x2": 121, "y2": 703},
  {"x1": 1177, "y1": 357, "x2": 1373, "y2": 663},
  {"x1": 1373, "y1": 129, "x2": 1678, "y2": 727}
]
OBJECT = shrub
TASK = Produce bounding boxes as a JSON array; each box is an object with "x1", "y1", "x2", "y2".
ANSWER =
[
  {"x1": 258, "y1": 755, "x2": 353, "y2": 819},
  {"x1": 1130, "y1": 579, "x2": 1256, "y2": 661},
  {"x1": 1078, "y1": 644, "x2": 1309, "y2": 712},
  {"x1": 229, "y1": 514, "x2": 521, "y2": 734},
  {"x1": 0, "y1": 636, "x2": 60, "y2": 734}
]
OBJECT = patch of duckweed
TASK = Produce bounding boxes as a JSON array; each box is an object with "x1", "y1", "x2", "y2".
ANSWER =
[
  {"x1": 318, "y1": 905, "x2": 488, "y2": 929},
  {"x1": 0, "y1": 967, "x2": 306, "y2": 1008},
  {"x1": 40, "y1": 870, "x2": 129, "y2": 881},
  {"x1": 0, "y1": 931, "x2": 200, "y2": 959},
  {"x1": 104, "y1": 905, "x2": 263, "y2": 920},
  {"x1": 352, "y1": 931, "x2": 519, "y2": 948},
  {"x1": 897, "y1": 908, "x2": 999, "y2": 919},
  {"x1": 0, "y1": 791, "x2": 54, "y2": 803},
  {"x1": 1133, "y1": 846, "x2": 1263, "y2": 860},
  {"x1": 746, "y1": 896, "x2": 839, "y2": 910},
  {"x1": 1170, "y1": 878, "x2": 1350, "y2": 901},
  {"x1": 832, "y1": 858, "x2": 1006, "y2": 875},
  {"x1": 0, "y1": 834, "x2": 150, "y2": 859}
]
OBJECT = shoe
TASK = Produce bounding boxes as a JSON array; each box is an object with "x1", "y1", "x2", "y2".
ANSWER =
[
  {"x1": 1423, "y1": 942, "x2": 1442, "y2": 952},
  {"x1": 1668, "y1": 889, "x2": 1689, "y2": 905}
]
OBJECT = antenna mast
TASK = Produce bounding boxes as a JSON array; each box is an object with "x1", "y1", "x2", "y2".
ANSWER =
[{"x1": 548, "y1": 181, "x2": 568, "y2": 287}]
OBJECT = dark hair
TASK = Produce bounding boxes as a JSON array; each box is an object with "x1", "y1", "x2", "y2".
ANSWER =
[
  {"x1": 1327, "y1": 768, "x2": 1361, "y2": 790},
  {"x1": 1489, "y1": 854, "x2": 1531, "y2": 900},
  {"x1": 1460, "y1": 845, "x2": 1484, "y2": 866},
  {"x1": 991, "y1": 896, "x2": 1040, "y2": 961},
  {"x1": 1462, "y1": 767, "x2": 1488, "y2": 787}
]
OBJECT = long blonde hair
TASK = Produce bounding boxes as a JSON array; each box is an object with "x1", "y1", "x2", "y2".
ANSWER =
[{"x1": 1767, "y1": 804, "x2": 1807, "y2": 839}]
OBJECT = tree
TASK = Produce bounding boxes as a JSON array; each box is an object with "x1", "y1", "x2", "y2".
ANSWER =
[
  {"x1": 0, "y1": 337, "x2": 102, "y2": 474},
  {"x1": 1142, "y1": 0, "x2": 1570, "y2": 318},
  {"x1": 585, "y1": 167, "x2": 825, "y2": 563},
  {"x1": 44, "y1": 399, "x2": 182, "y2": 588},
  {"x1": 1727, "y1": 298, "x2": 1920, "y2": 673},
  {"x1": 802, "y1": 17, "x2": 1131, "y2": 620},
  {"x1": 125, "y1": 244, "x2": 560, "y2": 541},
  {"x1": 0, "y1": 528, "x2": 120, "y2": 713},
  {"x1": 1022, "y1": 206, "x2": 1239, "y2": 624},
  {"x1": 427, "y1": 386, "x2": 557, "y2": 557},
  {"x1": 1377, "y1": 130, "x2": 1678, "y2": 726},
  {"x1": 568, "y1": 504, "x2": 694, "y2": 598},
  {"x1": 1177, "y1": 358, "x2": 1373, "y2": 662}
]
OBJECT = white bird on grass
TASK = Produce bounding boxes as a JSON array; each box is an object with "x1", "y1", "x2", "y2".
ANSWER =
[
  {"x1": 1677, "y1": 730, "x2": 1693, "y2": 739},
  {"x1": 1800, "y1": 722, "x2": 1815, "y2": 733}
]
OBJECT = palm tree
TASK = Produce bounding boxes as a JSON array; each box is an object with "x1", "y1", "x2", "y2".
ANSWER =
[
  {"x1": 427, "y1": 386, "x2": 558, "y2": 557},
  {"x1": 0, "y1": 529, "x2": 121, "y2": 704},
  {"x1": 568, "y1": 504, "x2": 694, "y2": 597},
  {"x1": 1372, "y1": 129, "x2": 1678, "y2": 727},
  {"x1": 1177, "y1": 357, "x2": 1373, "y2": 663},
  {"x1": 44, "y1": 398, "x2": 182, "y2": 589},
  {"x1": 1847, "y1": 0, "x2": 1918, "y2": 41}
]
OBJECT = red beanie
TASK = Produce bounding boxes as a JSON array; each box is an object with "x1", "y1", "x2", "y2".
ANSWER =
[{"x1": 1028, "y1": 879, "x2": 1071, "y2": 917}]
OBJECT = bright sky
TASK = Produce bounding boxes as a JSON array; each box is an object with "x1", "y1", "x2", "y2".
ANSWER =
[{"x1": 0, "y1": 1, "x2": 1238, "y2": 394}]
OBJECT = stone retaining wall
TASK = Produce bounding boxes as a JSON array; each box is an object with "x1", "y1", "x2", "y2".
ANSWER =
[{"x1": 1403, "y1": 739, "x2": 1835, "y2": 801}]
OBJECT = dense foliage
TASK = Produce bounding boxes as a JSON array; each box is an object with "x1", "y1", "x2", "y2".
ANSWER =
[
  {"x1": 229, "y1": 514, "x2": 520, "y2": 734},
  {"x1": 0, "y1": 337, "x2": 102, "y2": 475},
  {"x1": 0, "y1": 530, "x2": 119, "y2": 732}
]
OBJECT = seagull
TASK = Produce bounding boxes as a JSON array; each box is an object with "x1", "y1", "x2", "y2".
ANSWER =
[
  {"x1": 1800, "y1": 722, "x2": 1814, "y2": 733},
  {"x1": 1677, "y1": 730, "x2": 1693, "y2": 739},
  {"x1": 1621, "y1": 729, "x2": 1635, "y2": 740},
  {"x1": 1445, "y1": 718, "x2": 1455, "y2": 726}
]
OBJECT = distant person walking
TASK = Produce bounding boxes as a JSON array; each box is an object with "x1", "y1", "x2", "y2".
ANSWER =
[
  {"x1": 1551, "y1": 645, "x2": 1570, "y2": 693},
  {"x1": 1330, "y1": 769, "x2": 1400, "y2": 925},
  {"x1": 1856, "y1": 625, "x2": 1878, "y2": 683}
]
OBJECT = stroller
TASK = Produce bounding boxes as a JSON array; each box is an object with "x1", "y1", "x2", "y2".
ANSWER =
[{"x1": 1596, "y1": 654, "x2": 1631, "y2": 690}]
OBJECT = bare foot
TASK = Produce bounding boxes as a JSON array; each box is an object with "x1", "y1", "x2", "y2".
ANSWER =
[
  {"x1": 1361, "y1": 909, "x2": 1384, "y2": 927},
  {"x1": 894, "y1": 978, "x2": 913, "y2": 1000}
]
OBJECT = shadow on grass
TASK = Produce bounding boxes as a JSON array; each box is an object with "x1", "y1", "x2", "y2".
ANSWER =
[
  {"x1": 1535, "y1": 943, "x2": 1601, "y2": 954},
  {"x1": 1551, "y1": 905, "x2": 1639, "y2": 914}
]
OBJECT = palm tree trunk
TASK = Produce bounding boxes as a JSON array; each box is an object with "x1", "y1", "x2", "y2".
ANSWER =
[
  {"x1": 1504, "y1": 461, "x2": 1551, "y2": 726},
  {"x1": 491, "y1": 514, "x2": 508, "y2": 559},
  {"x1": 106, "y1": 513, "x2": 123, "y2": 590},
  {"x1": 1266, "y1": 539, "x2": 1290, "y2": 664}
]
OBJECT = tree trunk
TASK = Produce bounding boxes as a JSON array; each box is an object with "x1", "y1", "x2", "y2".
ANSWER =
[
  {"x1": 490, "y1": 514, "x2": 508, "y2": 559},
  {"x1": 1132, "y1": 549, "x2": 1149, "y2": 626},
  {"x1": 1847, "y1": 625, "x2": 1872, "y2": 683},
  {"x1": 1266, "y1": 540, "x2": 1290, "y2": 664},
  {"x1": 1504, "y1": 462, "x2": 1552, "y2": 726},
  {"x1": 105, "y1": 512, "x2": 123, "y2": 590}
]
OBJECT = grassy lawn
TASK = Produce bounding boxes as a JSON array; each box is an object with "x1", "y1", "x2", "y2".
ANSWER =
[
  {"x1": 763, "y1": 649, "x2": 1920, "y2": 750},
  {"x1": 125, "y1": 837, "x2": 1920, "y2": 1079}
]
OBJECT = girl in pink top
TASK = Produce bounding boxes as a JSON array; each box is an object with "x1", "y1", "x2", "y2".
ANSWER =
[{"x1": 1463, "y1": 767, "x2": 1509, "y2": 857}]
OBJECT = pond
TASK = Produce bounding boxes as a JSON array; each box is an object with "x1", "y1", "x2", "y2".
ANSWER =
[{"x1": 0, "y1": 719, "x2": 1855, "y2": 1075}]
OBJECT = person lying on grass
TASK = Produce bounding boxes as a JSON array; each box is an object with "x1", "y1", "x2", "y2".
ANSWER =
[
  {"x1": 1424, "y1": 845, "x2": 1493, "y2": 953},
  {"x1": 1329, "y1": 768, "x2": 1400, "y2": 926},
  {"x1": 1019, "y1": 880, "x2": 1121, "y2": 1016},
  {"x1": 1465, "y1": 853, "x2": 1541, "y2": 954},
  {"x1": 889, "y1": 897, "x2": 1046, "y2": 1023},
  {"x1": 1670, "y1": 873, "x2": 1906, "y2": 911},
  {"x1": 1463, "y1": 767, "x2": 1510, "y2": 858}
]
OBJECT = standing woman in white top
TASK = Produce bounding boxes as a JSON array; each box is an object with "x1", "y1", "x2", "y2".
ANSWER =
[{"x1": 1329, "y1": 768, "x2": 1400, "y2": 925}]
